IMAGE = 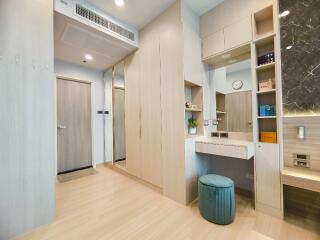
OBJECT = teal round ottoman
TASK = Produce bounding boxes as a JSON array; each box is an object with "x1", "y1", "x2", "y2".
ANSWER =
[{"x1": 198, "y1": 174, "x2": 235, "y2": 225}]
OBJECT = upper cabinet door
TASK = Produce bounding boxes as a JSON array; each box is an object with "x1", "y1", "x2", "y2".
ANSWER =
[
  {"x1": 202, "y1": 30, "x2": 224, "y2": 59},
  {"x1": 224, "y1": 16, "x2": 252, "y2": 50}
]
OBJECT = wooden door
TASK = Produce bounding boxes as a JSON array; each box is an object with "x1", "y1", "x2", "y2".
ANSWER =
[
  {"x1": 226, "y1": 91, "x2": 252, "y2": 132},
  {"x1": 114, "y1": 87, "x2": 126, "y2": 161},
  {"x1": 57, "y1": 78, "x2": 92, "y2": 173}
]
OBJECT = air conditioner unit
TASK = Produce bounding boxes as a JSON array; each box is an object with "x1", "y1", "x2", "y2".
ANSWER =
[{"x1": 54, "y1": 0, "x2": 139, "y2": 48}]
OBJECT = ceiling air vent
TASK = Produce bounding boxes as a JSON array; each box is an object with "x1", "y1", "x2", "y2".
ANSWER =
[{"x1": 75, "y1": 4, "x2": 135, "y2": 41}]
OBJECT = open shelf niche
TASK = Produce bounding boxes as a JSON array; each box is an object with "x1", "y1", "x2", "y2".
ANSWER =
[
  {"x1": 216, "y1": 91, "x2": 226, "y2": 131},
  {"x1": 253, "y1": 5, "x2": 278, "y2": 144},
  {"x1": 253, "y1": 5, "x2": 274, "y2": 39},
  {"x1": 184, "y1": 80, "x2": 203, "y2": 138}
]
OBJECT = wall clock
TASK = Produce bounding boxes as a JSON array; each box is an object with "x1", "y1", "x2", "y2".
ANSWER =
[{"x1": 232, "y1": 80, "x2": 243, "y2": 90}]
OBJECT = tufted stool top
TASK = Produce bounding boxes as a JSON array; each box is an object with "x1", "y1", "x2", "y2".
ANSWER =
[{"x1": 199, "y1": 174, "x2": 234, "y2": 188}]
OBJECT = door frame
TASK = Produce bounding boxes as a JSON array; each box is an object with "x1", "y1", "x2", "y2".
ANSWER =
[
  {"x1": 55, "y1": 75, "x2": 96, "y2": 175},
  {"x1": 111, "y1": 66, "x2": 126, "y2": 166},
  {"x1": 113, "y1": 85, "x2": 126, "y2": 164}
]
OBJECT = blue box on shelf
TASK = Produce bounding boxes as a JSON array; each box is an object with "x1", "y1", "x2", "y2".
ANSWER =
[{"x1": 259, "y1": 105, "x2": 276, "y2": 116}]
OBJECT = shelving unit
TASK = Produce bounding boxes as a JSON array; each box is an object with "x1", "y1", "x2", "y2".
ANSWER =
[
  {"x1": 252, "y1": 4, "x2": 283, "y2": 217},
  {"x1": 257, "y1": 89, "x2": 276, "y2": 95},
  {"x1": 184, "y1": 81, "x2": 203, "y2": 138},
  {"x1": 256, "y1": 62, "x2": 275, "y2": 71},
  {"x1": 252, "y1": 5, "x2": 278, "y2": 144},
  {"x1": 216, "y1": 91, "x2": 226, "y2": 131}
]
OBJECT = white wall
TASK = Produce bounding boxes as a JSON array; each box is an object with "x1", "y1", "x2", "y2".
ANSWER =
[
  {"x1": 182, "y1": 1, "x2": 216, "y2": 136},
  {"x1": 54, "y1": 59, "x2": 112, "y2": 165},
  {"x1": 0, "y1": 0, "x2": 55, "y2": 239},
  {"x1": 213, "y1": 67, "x2": 227, "y2": 94},
  {"x1": 103, "y1": 70, "x2": 113, "y2": 163}
]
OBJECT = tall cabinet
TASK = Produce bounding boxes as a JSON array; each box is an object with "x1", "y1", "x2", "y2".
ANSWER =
[
  {"x1": 251, "y1": 4, "x2": 283, "y2": 217},
  {"x1": 124, "y1": 1, "x2": 186, "y2": 203},
  {"x1": 200, "y1": 0, "x2": 283, "y2": 218},
  {"x1": 124, "y1": 35, "x2": 163, "y2": 188}
]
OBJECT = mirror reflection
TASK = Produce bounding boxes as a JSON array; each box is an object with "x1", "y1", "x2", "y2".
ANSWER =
[{"x1": 214, "y1": 58, "x2": 253, "y2": 133}]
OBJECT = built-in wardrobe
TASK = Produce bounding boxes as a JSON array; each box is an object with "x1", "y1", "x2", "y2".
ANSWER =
[{"x1": 124, "y1": 1, "x2": 186, "y2": 203}]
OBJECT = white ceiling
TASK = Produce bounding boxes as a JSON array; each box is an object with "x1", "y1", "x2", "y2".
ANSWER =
[
  {"x1": 88, "y1": 0, "x2": 175, "y2": 29},
  {"x1": 87, "y1": 0, "x2": 224, "y2": 29},
  {"x1": 54, "y1": 0, "x2": 225, "y2": 70},
  {"x1": 54, "y1": 12, "x2": 137, "y2": 70},
  {"x1": 184, "y1": 0, "x2": 224, "y2": 16}
]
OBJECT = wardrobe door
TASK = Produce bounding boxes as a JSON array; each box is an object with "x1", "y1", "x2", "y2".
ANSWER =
[
  {"x1": 124, "y1": 53, "x2": 142, "y2": 178},
  {"x1": 139, "y1": 37, "x2": 163, "y2": 187}
]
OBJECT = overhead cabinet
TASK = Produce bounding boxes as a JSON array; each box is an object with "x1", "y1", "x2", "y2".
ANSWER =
[
  {"x1": 202, "y1": 30, "x2": 224, "y2": 59},
  {"x1": 224, "y1": 16, "x2": 252, "y2": 50},
  {"x1": 202, "y1": 16, "x2": 252, "y2": 60}
]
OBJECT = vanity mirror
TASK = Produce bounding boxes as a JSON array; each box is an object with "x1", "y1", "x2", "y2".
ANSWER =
[{"x1": 213, "y1": 58, "x2": 253, "y2": 133}]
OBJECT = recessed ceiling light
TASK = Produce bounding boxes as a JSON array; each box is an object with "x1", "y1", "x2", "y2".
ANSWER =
[
  {"x1": 115, "y1": 0, "x2": 124, "y2": 7},
  {"x1": 280, "y1": 10, "x2": 290, "y2": 17},
  {"x1": 286, "y1": 45, "x2": 292, "y2": 50},
  {"x1": 84, "y1": 54, "x2": 93, "y2": 61},
  {"x1": 222, "y1": 53, "x2": 231, "y2": 59}
]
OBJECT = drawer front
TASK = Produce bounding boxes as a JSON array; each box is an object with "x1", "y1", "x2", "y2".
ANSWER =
[{"x1": 195, "y1": 142, "x2": 247, "y2": 159}]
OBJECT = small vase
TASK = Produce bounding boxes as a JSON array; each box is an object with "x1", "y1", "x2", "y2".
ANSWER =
[{"x1": 189, "y1": 127, "x2": 197, "y2": 135}]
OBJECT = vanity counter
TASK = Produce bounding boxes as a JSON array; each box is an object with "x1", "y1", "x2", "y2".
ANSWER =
[
  {"x1": 194, "y1": 137, "x2": 254, "y2": 160},
  {"x1": 282, "y1": 167, "x2": 320, "y2": 193}
]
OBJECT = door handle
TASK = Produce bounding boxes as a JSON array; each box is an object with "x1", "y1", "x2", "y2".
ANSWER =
[{"x1": 57, "y1": 124, "x2": 67, "y2": 130}]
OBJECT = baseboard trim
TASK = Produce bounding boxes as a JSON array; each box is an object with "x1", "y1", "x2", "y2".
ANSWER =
[{"x1": 58, "y1": 165, "x2": 93, "y2": 175}]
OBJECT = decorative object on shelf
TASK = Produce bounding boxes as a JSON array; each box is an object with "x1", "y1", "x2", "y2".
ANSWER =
[
  {"x1": 257, "y1": 51, "x2": 274, "y2": 66},
  {"x1": 185, "y1": 101, "x2": 191, "y2": 109},
  {"x1": 259, "y1": 104, "x2": 275, "y2": 116},
  {"x1": 260, "y1": 131, "x2": 277, "y2": 143},
  {"x1": 259, "y1": 79, "x2": 275, "y2": 92},
  {"x1": 188, "y1": 117, "x2": 198, "y2": 135},
  {"x1": 232, "y1": 80, "x2": 243, "y2": 90}
]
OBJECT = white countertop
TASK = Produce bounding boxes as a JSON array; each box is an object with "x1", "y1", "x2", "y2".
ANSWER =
[
  {"x1": 194, "y1": 136, "x2": 254, "y2": 147},
  {"x1": 194, "y1": 136, "x2": 254, "y2": 160},
  {"x1": 282, "y1": 167, "x2": 320, "y2": 193}
]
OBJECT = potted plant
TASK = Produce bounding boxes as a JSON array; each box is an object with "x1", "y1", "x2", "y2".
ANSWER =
[{"x1": 188, "y1": 117, "x2": 198, "y2": 135}]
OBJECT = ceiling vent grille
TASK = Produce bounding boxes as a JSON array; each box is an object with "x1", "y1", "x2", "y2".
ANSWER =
[{"x1": 76, "y1": 4, "x2": 135, "y2": 41}]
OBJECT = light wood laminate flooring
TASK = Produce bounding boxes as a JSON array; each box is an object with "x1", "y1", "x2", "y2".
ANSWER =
[{"x1": 16, "y1": 165, "x2": 320, "y2": 240}]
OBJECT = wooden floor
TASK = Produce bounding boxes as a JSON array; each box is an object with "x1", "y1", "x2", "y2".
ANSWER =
[{"x1": 17, "y1": 165, "x2": 320, "y2": 240}]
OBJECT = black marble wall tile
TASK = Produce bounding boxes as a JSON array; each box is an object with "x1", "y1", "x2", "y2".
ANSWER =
[{"x1": 280, "y1": 0, "x2": 320, "y2": 115}]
